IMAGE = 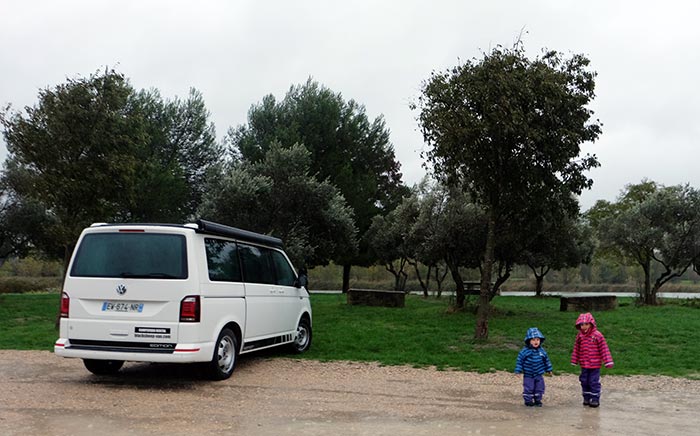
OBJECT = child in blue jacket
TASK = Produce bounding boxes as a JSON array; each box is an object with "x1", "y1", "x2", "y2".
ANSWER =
[{"x1": 515, "y1": 327, "x2": 553, "y2": 407}]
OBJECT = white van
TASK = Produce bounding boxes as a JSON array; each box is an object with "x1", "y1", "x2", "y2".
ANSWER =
[{"x1": 55, "y1": 219, "x2": 312, "y2": 380}]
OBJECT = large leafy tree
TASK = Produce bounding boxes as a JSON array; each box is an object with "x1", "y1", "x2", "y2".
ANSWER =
[
  {"x1": 598, "y1": 182, "x2": 700, "y2": 305},
  {"x1": 229, "y1": 79, "x2": 408, "y2": 291},
  {"x1": 123, "y1": 88, "x2": 221, "y2": 221},
  {"x1": 1, "y1": 69, "x2": 222, "y2": 266},
  {"x1": 414, "y1": 44, "x2": 602, "y2": 339},
  {"x1": 198, "y1": 143, "x2": 357, "y2": 269}
]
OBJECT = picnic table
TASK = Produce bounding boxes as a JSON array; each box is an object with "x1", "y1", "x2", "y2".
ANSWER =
[{"x1": 559, "y1": 293, "x2": 618, "y2": 312}]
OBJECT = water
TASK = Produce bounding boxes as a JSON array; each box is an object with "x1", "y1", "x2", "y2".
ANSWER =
[{"x1": 311, "y1": 290, "x2": 700, "y2": 299}]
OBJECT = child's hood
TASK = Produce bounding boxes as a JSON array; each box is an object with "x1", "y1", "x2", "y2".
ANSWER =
[
  {"x1": 575, "y1": 312, "x2": 598, "y2": 331},
  {"x1": 524, "y1": 327, "x2": 545, "y2": 345}
]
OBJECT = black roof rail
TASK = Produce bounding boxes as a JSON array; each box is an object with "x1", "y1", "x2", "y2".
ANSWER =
[{"x1": 195, "y1": 219, "x2": 284, "y2": 248}]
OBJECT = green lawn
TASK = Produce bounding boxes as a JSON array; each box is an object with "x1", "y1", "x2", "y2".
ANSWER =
[{"x1": 2, "y1": 292, "x2": 699, "y2": 378}]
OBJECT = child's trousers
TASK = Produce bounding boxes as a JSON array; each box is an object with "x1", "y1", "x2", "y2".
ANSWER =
[
  {"x1": 579, "y1": 368, "x2": 601, "y2": 402},
  {"x1": 523, "y1": 375, "x2": 545, "y2": 404}
]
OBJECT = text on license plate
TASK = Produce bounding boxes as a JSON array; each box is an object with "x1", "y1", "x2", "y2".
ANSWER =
[{"x1": 102, "y1": 302, "x2": 144, "y2": 313}]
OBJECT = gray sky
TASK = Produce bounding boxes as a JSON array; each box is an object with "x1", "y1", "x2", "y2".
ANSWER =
[{"x1": 2, "y1": 0, "x2": 699, "y2": 211}]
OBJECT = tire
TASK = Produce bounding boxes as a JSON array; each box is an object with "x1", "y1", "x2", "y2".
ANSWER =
[
  {"x1": 289, "y1": 317, "x2": 312, "y2": 354},
  {"x1": 206, "y1": 328, "x2": 238, "y2": 380},
  {"x1": 83, "y1": 359, "x2": 124, "y2": 375}
]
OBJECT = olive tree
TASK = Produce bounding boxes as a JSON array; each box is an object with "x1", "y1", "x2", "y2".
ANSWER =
[
  {"x1": 414, "y1": 44, "x2": 601, "y2": 338},
  {"x1": 599, "y1": 183, "x2": 700, "y2": 305}
]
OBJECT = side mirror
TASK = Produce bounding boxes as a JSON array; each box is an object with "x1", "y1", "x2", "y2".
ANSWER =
[{"x1": 294, "y1": 270, "x2": 308, "y2": 289}]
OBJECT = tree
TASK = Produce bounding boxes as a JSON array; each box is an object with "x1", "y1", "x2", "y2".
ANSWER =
[
  {"x1": 0, "y1": 181, "x2": 51, "y2": 266},
  {"x1": 408, "y1": 181, "x2": 486, "y2": 307},
  {"x1": 122, "y1": 88, "x2": 222, "y2": 221},
  {"x1": 522, "y1": 215, "x2": 593, "y2": 296},
  {"x1": 403, "y1": 180, "x2": 450, "y2": 298},
  {"x1": 1, "y1": 69, "x2": 222, "y2": 266},
  {"x1": 414, "y1": 44, "x2": 601, "y2": 339},
  {"x1": 198, "y1": 143, "x2": 357, "y2": 268},
  {"x1": 599, "y1": 183, "x2": 700, "y2": 305},
  {"x1": 366, "y1": 195, "x2": 419, "y2": 292},
  {"x1": 228, "y1": 79, "x2": 408, "y2": 291}
]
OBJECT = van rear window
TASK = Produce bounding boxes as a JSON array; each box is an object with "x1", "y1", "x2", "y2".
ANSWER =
[{"x1": 70, "y1": 233, "x2": 188, "y2": 279}]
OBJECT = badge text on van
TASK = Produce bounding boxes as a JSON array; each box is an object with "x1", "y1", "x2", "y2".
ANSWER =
[{"x1": 135, "y1": 327, "x2": 171, "y2": 339}]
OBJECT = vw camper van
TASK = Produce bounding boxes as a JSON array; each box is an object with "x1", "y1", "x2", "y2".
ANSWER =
[{"x1": 55, "y1": 219, "x2": 312, "y2": 380}]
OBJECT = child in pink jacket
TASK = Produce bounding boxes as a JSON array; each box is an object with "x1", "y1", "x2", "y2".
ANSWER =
[{"x1": 571, "y1": 312, "x2": 614, "y2": 408}]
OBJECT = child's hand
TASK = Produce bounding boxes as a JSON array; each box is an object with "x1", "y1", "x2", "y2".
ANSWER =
[
  {"x1": 545, "y1": 372, "x2": 553, "y2": 377},
  {"x1": 605, "y1": 363, "x2": 614, "y2": 369}
]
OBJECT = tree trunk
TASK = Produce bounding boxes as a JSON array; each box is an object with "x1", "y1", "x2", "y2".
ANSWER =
[
  {"x1": 475, "y1": 209, "x2": 496, "y2": 340},
  {"x1": 342, "y1": 264, "x2": 351, "y2": 293},
  {"x1": 534, "y1": 275, "x2": 544, "y2": 297},
  {"x1": 489, "y1": 264, "x2": 511, "y2": 302},
  {"x1": 411, "y1": 261, "x2": 431, "y2": 298},
  {"x1": 447, "y1": 260, "x2": 466, "y2": 309},
  {"x1": 399, "y1": 270, "x2": 408, "y2": 293},
  {"x1": 435, "y1": 266, "x2": 448, "y2": 298},
  {"x1": 391, "y1": 269, "x2": 401, "y2": 291},
  {"x1": 648, "y1": 283, "x2": 660, "y2": 305},
  {"x1": 641, "y1": 257, "x2": 653, "y2": 305}
]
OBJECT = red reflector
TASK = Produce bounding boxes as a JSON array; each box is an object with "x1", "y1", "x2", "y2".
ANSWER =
[
  {"x1": 60, "y1": 292, "x2": 70, "y2": 318},
  {"x1": 119, "y1": 229, "x2": 145, "y2": 232},
  {"x1": 180, "y1": 296, "x2": 200, "y2": 322}
]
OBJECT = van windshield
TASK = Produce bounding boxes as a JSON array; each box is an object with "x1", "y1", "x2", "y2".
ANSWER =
[{"x1": 70, "y1": 233, "x2": 188, "y2": 279}]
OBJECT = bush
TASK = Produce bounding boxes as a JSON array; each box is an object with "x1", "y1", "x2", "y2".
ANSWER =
[
  {"x1": 0, "y1": 277, "x2": 63, "y2": 294},
  {"x1": 0, "y1": 256, "x2": 63, "y2": 277}
]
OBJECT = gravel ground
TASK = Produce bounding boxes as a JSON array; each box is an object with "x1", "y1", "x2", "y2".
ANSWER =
[{"x1": 1, "y1": 350, "x2": 700, "y2": 435}]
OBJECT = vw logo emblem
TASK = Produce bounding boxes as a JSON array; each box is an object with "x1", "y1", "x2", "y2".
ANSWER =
[{"x1": 116, "y1": 284, "x2": 127, "y2": 295}]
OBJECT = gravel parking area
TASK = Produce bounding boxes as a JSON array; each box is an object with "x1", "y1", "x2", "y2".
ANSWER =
[{"x1": 1, "y1": 350, "x2": 700, "y2": 435}]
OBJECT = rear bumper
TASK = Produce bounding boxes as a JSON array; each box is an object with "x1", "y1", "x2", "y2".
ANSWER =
[{"x1": 54, "y1": 338, "x2": 214, "y2": 363}]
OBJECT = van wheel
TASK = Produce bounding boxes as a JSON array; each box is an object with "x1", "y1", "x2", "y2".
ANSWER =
[
  {"x1": 83, "y1": 359, "x2": 124, "y2": 375},
  {"x1": 290, "y1": 318, "x2": 312, "y2": 354},
  {"x1": 206, "y1": 328, "x2": 238, "y2": 380}
]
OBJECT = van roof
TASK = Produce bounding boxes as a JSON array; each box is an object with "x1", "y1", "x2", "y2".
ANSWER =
[{"x1": 88, "y1": 219, "x2": 284, "y2": 249}]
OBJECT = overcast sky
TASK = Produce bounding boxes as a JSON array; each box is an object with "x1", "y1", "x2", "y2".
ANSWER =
[{"x1": 2, "y1": 0, "x2": 699, "y2": 211}]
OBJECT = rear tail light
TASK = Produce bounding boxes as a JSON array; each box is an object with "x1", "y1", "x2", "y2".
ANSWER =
[
  {"x1": 180, "y1": 296, "x2": 200, "y2": 322},
  {"x1": 60, "y1": 292, "x2": 70, "y2": 318}
]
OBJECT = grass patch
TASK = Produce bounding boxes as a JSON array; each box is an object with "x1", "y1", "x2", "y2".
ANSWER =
[
  {"x1": 302, "y1": 294, "x2": 700, "y2": 378},
  {"x1": 0, "y1": 293, "x2": 60, "y2": 350},
  {"x1": 2, "y1": 292, "x2": 699, "y2": 378}
]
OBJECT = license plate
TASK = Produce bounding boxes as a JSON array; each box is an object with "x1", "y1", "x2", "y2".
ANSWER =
[{"x1": 102, "y1": 301, "x2": 144, "y2": 313}]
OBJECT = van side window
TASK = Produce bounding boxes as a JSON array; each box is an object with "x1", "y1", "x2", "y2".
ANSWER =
[
  {"x1": 270, "y1": 250, "x2": 295, "y2": 286},
  {"x1": 239, "y1": 244, "x2": 276, "y2": 284},
  {"x1": 205, "y1": 238, "x2": 242, "y2": 282}
]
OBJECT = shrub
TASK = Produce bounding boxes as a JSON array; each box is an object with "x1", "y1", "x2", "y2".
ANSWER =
[{"x1": 0, "y1": 277, "x2": 63, "y2": 294}]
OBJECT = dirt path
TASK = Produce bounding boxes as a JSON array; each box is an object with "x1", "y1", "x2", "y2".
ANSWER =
[{"x1": 1, "y1": 350, "x2": 699, "y2": 435}]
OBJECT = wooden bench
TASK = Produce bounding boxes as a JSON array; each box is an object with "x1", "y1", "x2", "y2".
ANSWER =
[
  {"x1": 347, "y1": 289, "x2": 405, "y2": 308},
  {"x1": 559, "y1": 293, "x2": 618, "y2": 312},
  {"x1": 465, "y1": 281, "x2": 482, "y2": 295}
]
